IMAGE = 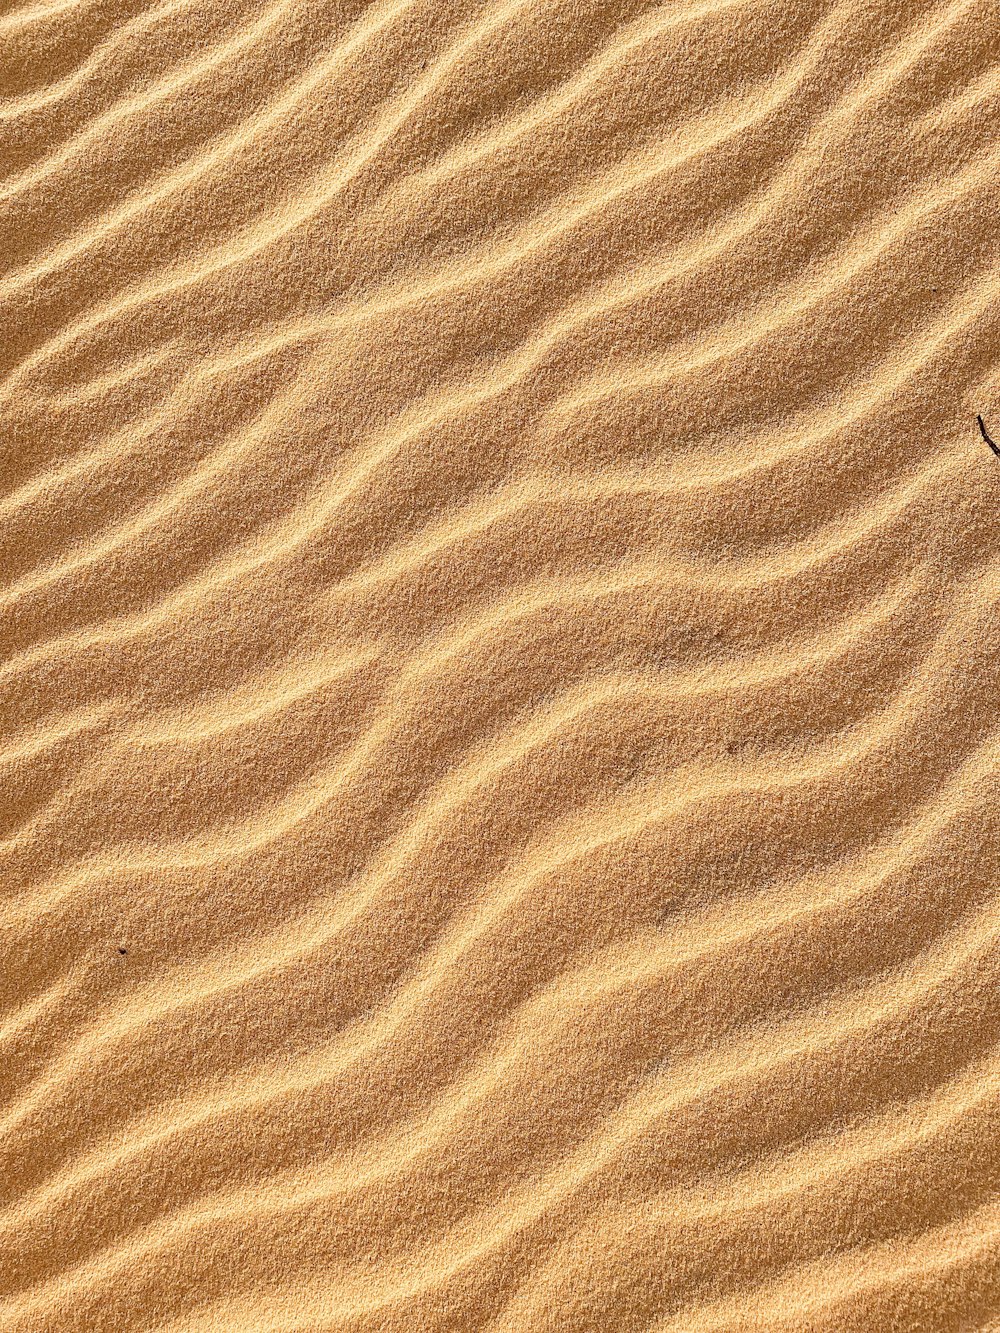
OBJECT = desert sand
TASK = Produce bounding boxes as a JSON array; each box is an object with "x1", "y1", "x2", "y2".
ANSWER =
[{"x1": 1, "y1": 0, "x2": 999, "y2": 1328}]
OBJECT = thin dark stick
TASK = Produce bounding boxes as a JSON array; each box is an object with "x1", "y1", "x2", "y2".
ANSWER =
[{"x1": 978, "y1": 414, "x2": 1000, "y2": 458}]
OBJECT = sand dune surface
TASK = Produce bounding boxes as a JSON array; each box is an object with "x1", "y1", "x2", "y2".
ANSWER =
[{"x1": 2, "y1": 0, "x2": 1000, "y2": 1328}]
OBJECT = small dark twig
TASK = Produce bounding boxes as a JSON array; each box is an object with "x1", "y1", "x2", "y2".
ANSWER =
[{"x1": 977, "y1": 415, "x2": 1000, "y2": 458}]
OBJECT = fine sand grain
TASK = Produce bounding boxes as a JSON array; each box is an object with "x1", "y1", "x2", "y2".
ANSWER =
[{"x1": 2, "y1": 1, "x2": 1000, "y2": 1329}]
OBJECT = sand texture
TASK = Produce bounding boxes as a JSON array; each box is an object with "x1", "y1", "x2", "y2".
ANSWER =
[{"x1": 2, "y1": 0, "x2": 1000, "y2": 1329}]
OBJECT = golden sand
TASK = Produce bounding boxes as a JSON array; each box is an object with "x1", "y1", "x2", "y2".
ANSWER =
[{"x1": 2, "y1": 0, "x2": 999, "y2": 1328}]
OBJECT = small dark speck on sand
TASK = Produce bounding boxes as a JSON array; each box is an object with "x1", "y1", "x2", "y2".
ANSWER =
[
  {"x1": 977, "y1": 415, "x2": 1000, "y2": 458},
  {"x1": 118, "y1": 947, "x2": 128, "y2": 956}
]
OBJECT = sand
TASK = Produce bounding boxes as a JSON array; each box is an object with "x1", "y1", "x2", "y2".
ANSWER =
[{"x1": 1, "y1": 0, "x2": 999, "y2": 1329}]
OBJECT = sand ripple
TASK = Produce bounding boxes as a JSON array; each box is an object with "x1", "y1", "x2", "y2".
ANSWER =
[{"x1": 1, "y1": 0, "x2": 999, "y2": 1328}]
